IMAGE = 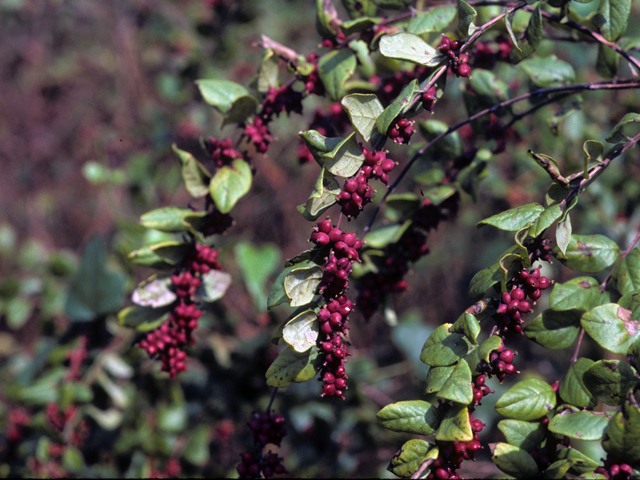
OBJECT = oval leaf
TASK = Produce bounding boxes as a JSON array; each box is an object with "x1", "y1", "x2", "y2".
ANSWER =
[
  {"x1": 548, "y1": 406, "x2": 611, "y2": 440},
  {"x1": 477, "y1": 203, "x2": 545, "y2": 231},
  {"x1": 132, "y1": 275, "x2": 176, "y2": 308},
  {"x1": 209, "y1": 158, "x2": 252, "y2": 214},
  {"x1": 282, "y1": 309, "x2": 319, "y2": 353},
  {"x1": 555, "y1": 234, "x2": 619, "y2": 273},
  {"x1": 583, "y1": 360, "x2": 640, "y2": 406},
  {"x1": 491, "y1": 442, "x2": 539, "y2": 480},
  {"x1": 388, "y1": 440, "x2": 439, "y2": 479},
  {"x1": 284, "y1": 265, "x2": 323, "y2": 307},
  {"x1": 341, "y1": 94, "x2": 384, "y2": 142},
  {"x1": 265, "y1": 346, "x2": 319, "y2": 387},
  {"x1": 495, "y1": 378, "x2": 556, "y2": 421},
  {"x1": 379, "y1": 32, "x2": 440, "y2": 66},
  {"x1": 197, "y1": 269, "x2": 232, "y2": 303},
  {"x1": 523, "y1": 309, "x2": 581, "y2": 350},
  {"x1": 550, "y1": 277, "x2": 600, "y2": 312},
  {"x1": 376, "y1": 400, "x2": 442, "y2": 435}
]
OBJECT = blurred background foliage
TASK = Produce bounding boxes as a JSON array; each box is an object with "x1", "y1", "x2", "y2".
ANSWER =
[{"x1": 0, "y1": 0, "x2": 639, "y2": 478}]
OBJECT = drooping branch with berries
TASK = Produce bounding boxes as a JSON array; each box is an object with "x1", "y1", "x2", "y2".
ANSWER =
[{"x1": 118, "y1": 0, "x2": 640, "y2": 478}]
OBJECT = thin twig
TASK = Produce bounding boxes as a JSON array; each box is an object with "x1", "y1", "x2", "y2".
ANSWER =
[
  {"x1": 266, "y1": 387, "x2": 279, "y2": 412},
  {"x1": 411, "y1": 458, "x2": 436, "y2": 479},
  {"x1": 571, "y1": 328, "x2": 585, "y2": 364}
]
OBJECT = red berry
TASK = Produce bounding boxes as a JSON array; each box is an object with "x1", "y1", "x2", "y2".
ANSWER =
[
  {"x1": 328, "y1": 228, "x2": 343, "y2": 243},
  {"x1": 323, "y1": 384, "x2": 336, "y2": 396},
  {"x1": 537, "y1": 277, "x2": 550, "y2": 289},
  {"x1": 335, "y1": 377, "x2": 346, "y2": 389},
  {"x1": 458, "y1": 63, "x2": 471, "y2": 77},
  {"x1": 467, "y1": 440, "x2": 482, "y2": 453},
  {"x1": 511, "y1": 288, "x2": 525, "y2": 301}
]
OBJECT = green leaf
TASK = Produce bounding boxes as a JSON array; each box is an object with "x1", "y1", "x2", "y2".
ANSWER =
[
  {"x1": 388, "y1": 440, "x2": 439, "y2": 479},
  {"x1": 316, "y1": 0, "x2": 339, "y2": 38},
  {"x1": 378, "y1": 33, "x2": 440, "y2": 66},
  {"x1": 605, "y1": 112, "x2": 640, "y2": 143},
  {"x1": 469, "y1": 69, "x2": 510, "y2": 106},
  {"x1": 196, "y1": 79, "x2": 258, "y2": 127},
  {"x1": 132, "y1": 275, "x2": 176, "y2": 308},
  {"x1": 341, "y1": 16, "x2": 381, "y2": 35},
  {"x1": 299, "y1": 130, "x2": 343, "y2": 165},
  {"x1": 376, "y1": 400, "x2": 442, "y2": 435},
  {"x1": 255, "y1": 48, "x2": 279, "y2": 93},
  {"x1": 322, "y1": 132, "x2": 365, "y2": 177},
  {"x1": 197, "y1": 269, "x2": 232, "y2": 303},
  {"x1": 284, "y1": 264, "x2": 323, "y2": 307},
  {"x1": 62, "y1": 446, "x2": 85, "y2": 473},
  {"x1": 265, "y1": 346, "x2": 319, "y2": 387},
  {"x1": 341, "y1": 0, "x2": 377, "y2": 18},
  {"x1": 436, "y1": 403, "x2": 473, "y2": 441},
  {"x1": 583, "y1": 360, "x2": 640, "y2": 406},
  {"x1": 509, "y1": 5, "x2": 543, "y2": 64},
  {"x1": 425, "y1": 366, "x2": 455, "y2": 394},
  {"x1": 420, "y1": 324, "x2": 474, "y2": 367},
  {"x1": 556, "y1": 214, "x2": 572, "y2": 256},
  {"x1": 548, "y1": 406, "x2": 611, "y2": 440},
  {"x1": 555, "y1": 447, "x2": 600, "y2": 475},
  {"x1": 341, "y1": 94, "x2": 384, "y2": 142},
  {"x1": 596, "y1": 43, "x2": 619, "y2": 78},
  {"x1": 541, "y1": 459, "x2": 574, "y2": 479},
  {"x1": 173, "y1": 144, "x2": 211, "y2": 198},
  {"x1": 530, "y1": 204, "x2": 563, "y2": 238},
  {"x1": 65, "y1": 236, "x2": 125, "y2": 322},
  {"x1": 555, "y1": 234, "x2": 619, "y2": 273},
  {"x1": 117, "y1": 305, "x2": 172, "y2": 332},
  {"x1": 282, "y1": 309, "x2": 319, "y2": 353},
  {"x1": 376, "y1": 80, "x2": 419, "y2": 135},
  {"x1": 477, "y1": 203, "x2": 545, "y2": 231},
  {"x1": 318, "y1": 49, "x2": 357, "y2": 101},
  {"x1": 235, "y1": 241, "x2": 281, "y2": 310},
  {"x1": 209, "y1": 158, "x2": 252, "y2": 213},
  {"x1": 438, "y1": 359, "x2": 473, "y2": 404},
  {"x1": 523, "y1": 309, "x2": 581, "y2": 350},
  {"x1": 464, "y1": 335, "x2": 502, "y2": 374},
  {"x1": 581, "y1": 303, "x2": 640, "y2": 354},
  {"x1": 451, "y1": 313, "x2": 480, "y2": 344},
  {"x1": 140, "y1": 207, "x2": 199, "y2": 233},
  {"x1": 491, "y1": 443, "x2": 539, "y2": 480},
  {"x1": 497, "y1": 419, "x2": 546, "y2": 452},
  {"x1": 297, "y1": 168, "x2": 341, "y2": 221},
  {"x1": 468, "y1": 262, "x2": 501, "y2": 300},
  {"x1": 407, "y1": 6, "x2": 456, "y2": 34},
  {"x1": 127, "y1": 243, "x2": 183, "y2": 270},
  {"x1": 268, "y1": 264, "x2": 300, "y2": 309},
  {"x1": 364, "y1": 221, "x2": 411, "y2": 249},
  {"x1": 183, "y1": 425, "x2": 211, "y2": 466},
  {"x1": 548, "y1": 96, "x2": 584, "y2": 136},
  {"x1": 520, "y1": 55, "x2": 576, "y2": 88},
  {"x1": 612, "y1": 247, "x2": 640, "y2": 296},
  {"x1": 457, "y1": 0, "x2": 477, "y2": 37},
  {"x1": 151, "y1": 241, "x2": 192, "y2": 265},
  {"x1": 495, "y1": 378, "x2": 556, "y2": 421},
  {"x1": 595, "y1": 0, "x2": 632, "y2": 41},
  {"x1": 602, "y1": 399, "x2": 640, "y2": 464},
  {"x1": 558, "y1": 358, "x2": 598, "y2": 409},
  {"x1": 550, "y1": 277, "x2": 600, "y2": 312}
]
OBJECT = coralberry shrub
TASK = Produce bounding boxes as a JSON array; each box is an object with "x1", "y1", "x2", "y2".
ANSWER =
[{"x1": 116, "y1": 0, "x2": 640, "y2": 478}]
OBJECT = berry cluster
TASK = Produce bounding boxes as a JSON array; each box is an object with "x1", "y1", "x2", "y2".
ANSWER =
[
  {"x1": 46, "y1": 403, "x2": 89, "y2": 447},
  {"x1": 426, "y1": 412, "x2": 484, "y2": 480},
  {"x1": 149, "y1": 459, "x2": 182, "y2": 479},
  {"x1": 237, "y1": 411, "x2": 287, "y2": 478},
  {"x1": 261, "y1": 85, "x2": 304, "y2": 119},
  {"x1": 6, "y1": 408, "x2": 30, "y2": 444},
  {"x1": 355, "y1": 194, "x2": 459, "y2": 319},
  {"x1": 139, "y1": 243, "x2": 222, "y2": 377},
  {"x1": 320, "y1": 30, "x2": 346, "y2": 49},
  {"x1": 594, "y1": 456, "x2": 635, "y2": 480},
  {"x1": 494, "y1": 267, "x2": 551, "y2": 336},
  {"x1": 244, "y1": 117, "x2": 274, "y2": 154},
  {"x1": 475, "y1": 342, "x2": 519, "y2": 384},
  {"x1": 527, "y1": 236, "x2": 554, "y2": 263},
  {"x1": 247, "y1": 411, "x2": 287, "y2": 446},
  {"x1": 472, "y1": 35, "x2": 513, "y2": 70},
  {"x1": 64, "y1": 336, "x2": 88, "y2": 381},
  {"x1": 301, "y1": 63, "x2": 326, "y2": 97},
  {"x1": 310, "y1": 220, "x2": 364, "y2": 398},
  {"x1": 198, "y1": 209, "x2": 234, "y2": 237},
  {"x1": 387, "y1": 118, "x2": 415, "y2": 144},
  {"x1": 421, "y1": 85, "x2": 437, "y2": 113},
  {"x1": 205, "y1": 137, "x2": 243, "y2": 167},
  {"x1": 439, "y1": 35, "x2": 471, "y2": 78}
]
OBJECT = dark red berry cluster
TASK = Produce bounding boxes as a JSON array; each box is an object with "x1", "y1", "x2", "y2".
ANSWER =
[
  {"x1": 472, "y1": 35, "x2": 513, "y2": 70},
  {"x1": 198, "y1": 209, "x2": 234, "y2": 237},
  {"x1": 439, "y1": 35, "x2": 471, "y2": 78},
  {"x1": 46, "y1": 403, "x2": 89, "y2": 447},
  {"x1": 426, "y1": 412, "x2": 484, "y2": 480},
  {"x1": 387, "y1": 117, "x2": 415, "y2": 144},
  {"x1": 237, "y1": 451, "x2": 286, "y2": 479},
  {"x1": 244, "y1": 117, "x2": 274, "y2": 154},
  {"x1": 247, "y1": 411, "x2": 287, "y2": 446},
  {"x1": 301, "y1": 64, "x2": 326, "y2": 97},
  {"x1": 6, "y1": 408, "x2": 30, "y2": 444},
  {"x1": 470, "y1": 373, "x2": 495, "y2": 406},
  {"x1": 494, "y1": 267, "x2": 550, "y2": 336},
  {"x1": 310, "y1": 220, "x2": 364, "y2": 398},
  {"x1": 237, "y1": 411, "x2": 288, "y2": 478},
  {"x1": 475, "y1": 342, "x2": 519, "y2": 384},
  {"x1": 527, "y1": 236, "x2": 554, "y2": 263},
  {"x1": 594, "y1": 456, "x2": 635, "y2": 480},
  {"x1": 421, "y1": 85, "x2": 437, "y2": 113},
  {"x1": 320, "y1": 30, "x2": 346, "y2": 49},
  {"x1": 139, "y1": 243, "x2": 222, "y2": 377},
  {"x1": 205, "y1": 137, "x2": 243, "y2": 167},
  {"x1": 261, "y1": 85, "x2": 304, "y2": 119},
  {"x1": 149, "y1": 459, "x2": 182, "y2": 479},
  {"x1": 64, "y1": 336, "x2": 88, "y2": 382}
]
